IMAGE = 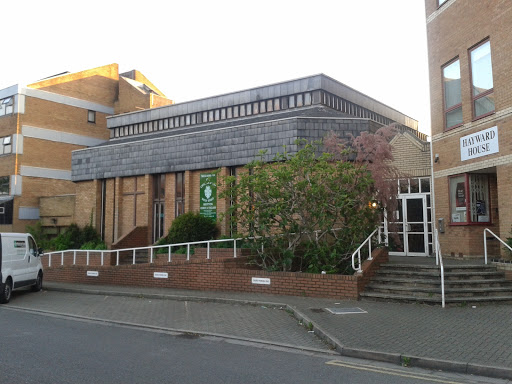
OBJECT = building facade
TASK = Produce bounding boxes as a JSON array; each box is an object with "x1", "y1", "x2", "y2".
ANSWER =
[
  {"x1": 0, "y1": 64, "x2": 172, "y2": 235},
  {"x1": 71, "y1": 74, "x2": 431, "y2": 252},
  {"x1": 426, "y1": 0, "x2": 512, "y2": 259}
]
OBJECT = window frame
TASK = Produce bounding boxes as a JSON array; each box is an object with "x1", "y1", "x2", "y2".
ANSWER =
[
  {"x1": 469, "y1": 39, "x2": 495, "y2": 121},
  {"x1": 448, "y1": 173, "x2": 492, "y2": 226},
  {"x1": 88, "y1": 110, "x2": 96, "y2": 124},
  {"x1": 175, "y1": 172, "x2": 185, "y2": 218},
  {"x1": 441, "y1": 57, "x2": 463, "y2": 131}
]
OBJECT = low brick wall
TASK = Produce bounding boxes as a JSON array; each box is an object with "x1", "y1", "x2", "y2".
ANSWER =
[{"x1": 43, "y1": 248, "x2": 388, "y2": 299}]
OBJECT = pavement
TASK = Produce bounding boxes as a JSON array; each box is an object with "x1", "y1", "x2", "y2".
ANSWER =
[{"x1": 4, "y1": 281, "x2": 512, "y2": 381}]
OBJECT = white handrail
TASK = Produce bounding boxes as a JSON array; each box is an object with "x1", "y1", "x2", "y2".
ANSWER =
[
  {"x1": 42, "y1": 228, "x2": 350, "y2": 268},
  {"x1": 484, "y1": 228, "x2": 512, "y2": 265},
  {"x1": 434, "y1": 229, "x2": 445, "y2": 308},
  {"x1": 351, "y1": 228, "x2": 380, "y2": 273},
  {"x1": 43, "y1": 237, "x2": 245, "y2": 267}
]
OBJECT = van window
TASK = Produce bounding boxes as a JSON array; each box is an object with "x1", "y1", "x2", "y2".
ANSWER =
[{"x1": 28, "y1": 237, "x2": 37, "y2": 256}]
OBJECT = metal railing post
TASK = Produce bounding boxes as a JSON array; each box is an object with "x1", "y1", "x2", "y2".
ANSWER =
[
  {"x1": 49, "y1": 254, "x2": 52, "y2": 267},
  {"x1": 207, "y1": 242, "x2": 210, "y2": 259},
  {"x1": 150, "y1": 248, "x2": 153, "y2": 264},
  {"x1": 187, "y1": 244, "x2": 190, "y2": 261},
  {"x1": 73, "y1": 250, "x2": 76, "y2": 265},
  {"x1": 168, "y1": 246, "x2": 172, "y2": 263},
  {"x1": 233, "y1": 239, "x2": 237, "y2": 258},
  {"x1": 116, "y1": 250, "x2": 120, "y2": 266},
  {"x1": 61, "y1": 251, "x2": 64, "y2": 266},
  {"x1": 86, "y1": 251, "x2": 90, "y2": 266},
  {"x1": 132, "y1": 249, "x2": 136, "y2": 265},
  {"x1": 101, "y1": 251, "x2": 104, "y2": 266},
  {"x1": 484, "y1": 229, "x2": 488, "y2": 265}
]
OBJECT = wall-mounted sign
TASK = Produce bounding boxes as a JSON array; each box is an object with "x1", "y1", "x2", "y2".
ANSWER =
[
  {"x1": 87, "y1": 271, "x2": 99, "y2": 277},
  {"x1": 460, "y1": 126, "x2": 499, "y2": 161},
  {"x1": 154, "y1": 272, "x2": 168, "y2": 279},
  {"x1": 200, "y1": 173, "x2": 217, "y2": 219},
  {"x1": 252, "y1": 277, "x2": 271, "y2": 285}
]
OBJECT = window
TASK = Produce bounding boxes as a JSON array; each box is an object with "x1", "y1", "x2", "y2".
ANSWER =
[
  {"x1": 0, "y1": 176, "x2": 9, "y2": 194},
  {"x1": 470, "y1": 40, "x2": 494, "y2": 118},
  {"x1": 87, "y1": 110, "x2": 96, "y2": 123},
  {"x1": 1, "y1": 136, "x2": 11, "y2": 155},
  {"x1": 438, "y1": 0, "x2": 448, "y2": 6},
  {"x1": 442, "y1": 59, "x2": 463, "y2": 129},
  {"x1": 449, "y1": 174, "x2": 490, "y2": 224},
  {"x1": 0, "y1": 97, "x2": 14, "y2": 117},
  {"x1": 175, "y1": 172, "x2": 185, "y2": 217}
]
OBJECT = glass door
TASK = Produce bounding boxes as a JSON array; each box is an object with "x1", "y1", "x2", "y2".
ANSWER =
[{"x1": 389, "y1": 195, "x2": 428, "y2": 256}]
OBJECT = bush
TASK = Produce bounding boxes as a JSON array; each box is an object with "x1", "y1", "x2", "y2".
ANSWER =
[
  {"x1": 50, "y1": 224, "x2": 104, "y2": 251},
  {"x1": 165, "y1": 212, "x2": 219, "y2": 244}
]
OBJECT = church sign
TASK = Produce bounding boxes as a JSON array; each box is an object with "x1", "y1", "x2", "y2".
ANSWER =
[
  {"x1": 200, "y1": 173, "x2": 217, "y2": 219},
  {"x1": 460, "y1": 126, "x2": 499, "y2": 161}
]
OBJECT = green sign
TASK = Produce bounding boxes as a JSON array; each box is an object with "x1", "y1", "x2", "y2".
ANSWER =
[{"x1": 200, "y1": 173, "x2": 217, "y2": 219}]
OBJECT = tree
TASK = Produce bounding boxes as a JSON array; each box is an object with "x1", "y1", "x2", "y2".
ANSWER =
[
  {"x1": 220, "y1": 125, "x2": 401, "y2": 273},
  {"x1": 221, "y1": 141, "x2": 381, "y2": 273}
]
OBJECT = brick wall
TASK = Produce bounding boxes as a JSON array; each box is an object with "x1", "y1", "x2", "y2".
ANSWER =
[
  {"x1": 43, "y1": 247, "x2": 388, "y2": 299},
  {"x1": 427, "y1": 0, "x2": 512, "y2": 260}
]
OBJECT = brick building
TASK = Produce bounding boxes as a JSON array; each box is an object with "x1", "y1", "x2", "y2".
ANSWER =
[
  {"x1": 426, "y1": 0, "x2": 512, "y2": 258},
  {"x1": 0, "y1": 63, "x2": 172, "y2": 235},
  {"x1": 71, "y1": 74, "x2": 432, "y2": 254}
]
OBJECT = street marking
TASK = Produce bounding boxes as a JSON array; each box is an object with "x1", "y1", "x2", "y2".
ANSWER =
[{"x1": 326, "y1": 360, "x2": 466, "y2": 384}]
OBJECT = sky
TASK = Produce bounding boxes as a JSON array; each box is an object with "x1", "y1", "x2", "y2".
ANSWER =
[{"x1": 2, "y1": 0, "x2": 431, "y2": 135}]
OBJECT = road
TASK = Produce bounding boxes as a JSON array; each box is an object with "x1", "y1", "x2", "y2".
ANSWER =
[{"x1": 0, "y1": 304, "x2": 506, "y2": 384}]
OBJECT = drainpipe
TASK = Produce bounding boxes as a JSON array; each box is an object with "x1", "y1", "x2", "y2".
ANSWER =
[{"x1": 429, "y1": 137, "x2": 438, "y2": 261}]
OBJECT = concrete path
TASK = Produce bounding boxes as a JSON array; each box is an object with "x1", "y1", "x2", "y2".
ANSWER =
[{"x1": 7, "y1": 282, "x2": 512, "y2": 380}]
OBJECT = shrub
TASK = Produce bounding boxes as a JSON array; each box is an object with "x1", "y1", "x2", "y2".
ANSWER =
[
  {"x1": 165, "y1": 212, "x2": 219, "y2": 245},
  {"x1": 50, "y1": 224, "x2": 104, "y2": 251}
]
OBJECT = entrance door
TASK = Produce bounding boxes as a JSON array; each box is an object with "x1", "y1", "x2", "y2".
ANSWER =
[{"x1": 389, "y1": 195, "x2": 428, "y2": 256}]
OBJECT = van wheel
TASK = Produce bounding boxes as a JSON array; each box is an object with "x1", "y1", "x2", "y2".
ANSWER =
[
  {"x1": 32, "y1": 272, "x2": 43, "y2": 292},
  {"x1": 0, "y1": 278, "x2": 12, "y2": 304}
]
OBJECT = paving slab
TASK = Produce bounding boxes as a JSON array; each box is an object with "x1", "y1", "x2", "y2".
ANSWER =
[
  {"x1": 26, "y1": 282, "x2": 512, "y2": 379},
  {"x1": 4, "y1": 288, "x2": 330, "y2": 353}
]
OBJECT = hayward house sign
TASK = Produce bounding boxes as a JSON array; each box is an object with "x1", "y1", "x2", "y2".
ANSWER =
[{"x1": 460, "y1": 126, "x2": 499, "y2": 161}]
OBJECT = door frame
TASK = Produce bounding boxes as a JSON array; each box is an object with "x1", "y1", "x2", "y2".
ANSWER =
[{"x1": 388, "y1": 194, "x2": 429, "y2": 257}]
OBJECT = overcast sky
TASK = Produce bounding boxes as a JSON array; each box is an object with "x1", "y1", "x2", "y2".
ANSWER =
[{"x1": 2, "y1": 0, "x2": 430, "y2": 135}]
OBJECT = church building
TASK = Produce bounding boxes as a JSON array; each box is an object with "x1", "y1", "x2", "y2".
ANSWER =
[{"x1": 71, "y1": 74, "x2": 431, "y2": 252}]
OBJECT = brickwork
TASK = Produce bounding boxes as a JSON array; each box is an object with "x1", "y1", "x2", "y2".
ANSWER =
[
  {"x1": 39, "y1": 195, "x2": 75, "y2": 227},
  {"x1": 426, "y1": 0, "x2": 512, "y2": 259},
  {"x1": 43, "y1": 256, "x2": 361, "y2": 299},
  {"x1": 111, "y1": 226, "x2": 149, "y2": 250},
  {"x1": 0, "y1": 63, "x2": 171, "y2": 236},
  {"x1": 27, "y1": 64, "x2": 120, "y2": 106},
  {"x1": 390, "y1": 131, "x2": 431, "y2": 177}
]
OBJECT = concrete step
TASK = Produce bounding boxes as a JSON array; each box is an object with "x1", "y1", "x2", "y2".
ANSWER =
[{"x1": 360, "y1": 291, "x2": 512, "y2": 306}]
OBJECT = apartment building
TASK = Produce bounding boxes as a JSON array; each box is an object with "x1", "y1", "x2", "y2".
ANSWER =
[
  {"x1": 0, "y1": 63, "x2": 172, "y2": 235},
  {"x1": 426, "y1": 0, "x2": 512, "y2": 258}
]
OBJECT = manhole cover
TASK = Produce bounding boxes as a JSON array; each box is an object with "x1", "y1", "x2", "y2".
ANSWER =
[{"x1": 325, "y1": 307, "x2": 367, "y2": 315}]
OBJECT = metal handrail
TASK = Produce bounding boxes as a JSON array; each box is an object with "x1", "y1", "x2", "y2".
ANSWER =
[
  {"x1": 434, "y1": 229, "x2": 445, "y2": 308},
  {"x1": 42, "y1": 227, "x2": 350, "y2": 268},
  {"x1": 351, "y1": 228, "x2": 381, "y2": 273},
  {"x1": 484, "y1": 228, "x2": 512, "y2": 265},
  {"x1": 43, "y1": 237, "x2": 245, "y2": 267}
]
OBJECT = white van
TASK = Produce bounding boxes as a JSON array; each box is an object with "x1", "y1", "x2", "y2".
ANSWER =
[{"x1": 0, "y1": 233, "x2": 43, "y2": 304}]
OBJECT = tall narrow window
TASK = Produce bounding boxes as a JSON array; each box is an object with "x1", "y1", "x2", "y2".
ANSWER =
[
  {"x1": 175, "y1": 172, "x2": 185, "y2": 218},
  {"x1": 88, "y1": 110, "x2": 96, "y2": 123},
  {"x1": 228, "y1": 166, "x2": 237, "y2": 236},
  {"x1": 470, "y1": 40, "x2": 494, "y2": 118},
  {"x1": 442, "y1": 59, "x2": 462, "y2": 129},
  {"x1": 153, "y1": 174, "x2": 166, "y2": 242}
]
